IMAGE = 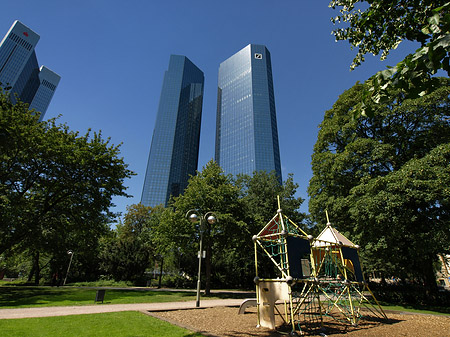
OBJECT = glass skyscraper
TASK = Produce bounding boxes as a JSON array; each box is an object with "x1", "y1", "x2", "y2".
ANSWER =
[
  {"x1": 215, "y1": 44, "x2": 282, "y2": 181},
  {"x1": 141, "y1": 55, "x2": 204, "y2": 207},
  {"x1": 0, "y1": 20, "x2": 60, "y2": 120}
]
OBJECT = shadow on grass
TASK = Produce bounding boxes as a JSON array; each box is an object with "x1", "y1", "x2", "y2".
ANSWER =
[
  {"x1": 0, "y1": 286, "x2": 252, "y2": 308},
  {"x1": 0, "y1": 287, "x2": 97, "y2": 307}
]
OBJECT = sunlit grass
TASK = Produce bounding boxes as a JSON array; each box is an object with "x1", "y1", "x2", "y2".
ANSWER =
[
  {"x1": 379, "y1": 303, "x2": 450, "y2": 315},
  {"x1": 0, "y1": 311, "x2": 204, "y2": 337}
]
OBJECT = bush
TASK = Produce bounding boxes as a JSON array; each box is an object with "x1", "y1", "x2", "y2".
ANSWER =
[
  {"x1": 370, "y1": 282, "x2": 450, "y2": 307},
  {"x1": 160, "y1": 275, "x2": 195, "y2": 289},
  {"x1": 69, "y1": 279, "x2": 133, "y2": 287}
]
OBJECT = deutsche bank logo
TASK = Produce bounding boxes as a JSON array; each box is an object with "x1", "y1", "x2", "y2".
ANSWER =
[{"x1": 254, "y1": 53, "x2": 262, "y2": 59}]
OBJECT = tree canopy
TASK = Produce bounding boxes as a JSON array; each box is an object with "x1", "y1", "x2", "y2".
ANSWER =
[
  {"x1": 99, "y1": 204, "x2": 163, "y2": 282},
  {"x1": 330, "y1": 0, "x2": 450, "y2": 115},
  {"x1": 308, "y1": 78, "x2": 450, "y2": 290},
  {"x1": 0, "y1": 90, "x2": 134, "y2": 282},
  {"x1": 155, "y1": 161, "x2": 305, "y2": 290}
]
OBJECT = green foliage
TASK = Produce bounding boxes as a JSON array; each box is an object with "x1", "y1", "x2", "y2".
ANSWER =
[
  {"x1": 1, "y1": 311, "x2": 204, "y2": 337},
  {"x1": 0, "y1": 249, "x2": 32, "y2": 279},
  {"x1": 156, "y1": 161, "x2": 245, "y2": 291},
  {"x1": 370, "y1": 283, "x2": 450, "y2": 308},
  {"x1": 69, "y1": 279, "x2": 133, "y2": 287},
  {"x1": 156, "y1": 161, "x2": 305, "y2": 290},
  {"x1": 237, "y1": 171, "x2": 305, "y2": 226},
  {"x1": 99, "y1": 204, "x2": 163, "y2": 282},
  {"x1": 308, "y1": 79, "x2": 450, "y2": 289},
  {"x1": 0, "y1": 89, "x2": 134, "y2": 283},
  {"x1": 159, "y1": 274, "x2": 195, "y2": 289},
  {"x1": 330, "y1": 1, "x2": 450, "y2": 116}
]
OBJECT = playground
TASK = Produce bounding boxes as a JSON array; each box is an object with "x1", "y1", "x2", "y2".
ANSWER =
[
  {"x1": 239, "y1": 198, "x2": 390, "y2": 335},
  {"x1": 151, "y1": 200, "x2": 450, "y2": 336},
  {"x1": 155, "y1": 198, "x2": 448, "y2": 336},
  {"x1": 2, "y1": 198, "x2": 449, "y2": 336}
]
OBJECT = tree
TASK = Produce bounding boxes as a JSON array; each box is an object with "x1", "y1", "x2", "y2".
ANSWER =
[
  {"x1": 308, "y1": 79, "x2": 450, "y2": 291},
  {"x1": 99, "y1": 204, "x2": 162, "y2": 282},
  {"x1": 237, "y1": 171, "x2": 307, "y2": 280},
  {"x1": 156, "y1": 162, "x2": 307, "y2": 291},
  {"x1": 0, "y1": 91, "x2": 134, "y2": 283},
  {"x1": 330, "y1": 1, "x2": 450, "y2": 116},
  {"x1": 156, "y1": 160, "x2": 245, "y2": 292},
  {"x1": 237, "y1": 171, "x2": 305, "y2": 227}
]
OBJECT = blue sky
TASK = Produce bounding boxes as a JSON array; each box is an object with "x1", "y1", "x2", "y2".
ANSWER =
[{"x1": 1, "y1": 1, "x2": 416, "y2": 219}]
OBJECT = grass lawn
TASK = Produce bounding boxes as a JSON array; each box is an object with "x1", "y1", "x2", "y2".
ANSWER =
[
  {"x1": 0, "y1": 286, "x2": 247, "y2": 308},
  {"x1": 379, "y1": 303, "x2": 450, "y2": 315},
  {"x1": 0, "y1": 311, "x2": 204, "y2": 337}
]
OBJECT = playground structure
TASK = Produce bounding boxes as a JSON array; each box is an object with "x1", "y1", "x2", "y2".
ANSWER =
[{"x1": 253, "y1": 198, "x2": 387, "y2": 335}]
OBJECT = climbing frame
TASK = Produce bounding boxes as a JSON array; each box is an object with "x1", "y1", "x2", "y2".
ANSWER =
[{"x1": 252, "y1": 199, "x2": 387, "y2": 335}]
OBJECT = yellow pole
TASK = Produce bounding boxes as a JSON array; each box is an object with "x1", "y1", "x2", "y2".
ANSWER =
[
  {"x1": 288, "y1": 284, "x2": 296, "y2": 333},
  {"x1": 366, "y1": 284, "x2": 388, "y2": 319},
  {"x1": 347, "y1": 284, "x2": 356, "y2": 325},
  {"x1": 254, "y1": 241, "x2": 261, "y2": 326}
]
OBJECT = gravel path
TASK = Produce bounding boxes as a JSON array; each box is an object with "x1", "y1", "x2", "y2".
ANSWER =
[{"x1": 0, "y1": 299, "x2": 243, "y2": 319}]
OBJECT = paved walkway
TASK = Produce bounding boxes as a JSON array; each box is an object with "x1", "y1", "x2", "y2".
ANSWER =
[{"x1": 0, "y1": 299, "x2": 244, "y2": 319}]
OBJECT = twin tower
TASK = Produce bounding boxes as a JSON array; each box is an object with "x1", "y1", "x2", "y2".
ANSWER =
[
  {"x1": 141, "y1": 44, "x2": 282, "y2": 207},
  {"x1": 0, "y1": 21, "x2": 60, "y2": 121}
]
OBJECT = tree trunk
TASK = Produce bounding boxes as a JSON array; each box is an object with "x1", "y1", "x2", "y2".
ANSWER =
[
  {"x1": 422, "y1": 255, "x2": 438, "y2": 296},
  {"x1": 158, "y1": 258, "x2": 163, "y2": 289},
  {"x1": 27, "y1": 264, "x2": 35, "y2": 282},
  {"x1": 33, "y1": 251, "x2": 40, "y2": 285}
]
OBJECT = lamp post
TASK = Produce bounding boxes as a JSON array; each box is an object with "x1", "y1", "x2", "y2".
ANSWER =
[
  {"x1": 63, "y1": 250, "x2": 73, "y2": 286},
  {"x1": 186, "y1": 209, "x2": 217, "y2": 307}
]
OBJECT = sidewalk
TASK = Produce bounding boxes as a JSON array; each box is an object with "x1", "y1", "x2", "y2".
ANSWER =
[{"x1": 0, "y1": 299, "x2": 244, "y2": 319}]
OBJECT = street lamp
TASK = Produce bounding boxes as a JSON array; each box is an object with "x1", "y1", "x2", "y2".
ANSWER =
[
  {"x1": 63, "y1": 250, "x2": 74, "y2": 286},
  {"x1": 186, "y1": 209, "x2": 217, "y2": 307}
]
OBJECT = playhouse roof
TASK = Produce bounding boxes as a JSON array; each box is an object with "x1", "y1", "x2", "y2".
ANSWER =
[
  {"x1": 314, "y1": 224, "x2": 357, "y2": 248},
  {"x1": 256, "y1": 211, "x2": 308, "y2": 240},
  {"x1": 257, "y1": 213, "x2": 284, "y2": 240}
]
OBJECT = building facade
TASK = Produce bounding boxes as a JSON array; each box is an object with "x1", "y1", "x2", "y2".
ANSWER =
[
  {"x1": 0, "y1": 20, "x2": 60, "y2": 120},
  {"x1": 215, "y1": 44, "x2": 282, "y2": 181},
  {"x1": 141, "y1": 55, "x2": 204, "y2": 207}
]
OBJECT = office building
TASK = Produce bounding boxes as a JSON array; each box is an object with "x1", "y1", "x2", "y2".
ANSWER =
[
  {"x1": 0, "y1": 20, "x2": 60, "y2": 120},
  {"x1": 215, "y1": 44, "x2": 282, "y2": 181},
  {"x1": 141, "y1": 55, "x2": 204, "y2": 207}
]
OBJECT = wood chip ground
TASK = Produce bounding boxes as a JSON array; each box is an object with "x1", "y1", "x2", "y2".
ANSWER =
[{"x1": 150, "y1": 306, "x2": 450, "y2": 336}]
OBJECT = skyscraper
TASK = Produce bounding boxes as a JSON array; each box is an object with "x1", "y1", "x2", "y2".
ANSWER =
[
  {"x1": 215, "y1": 44, "x2": 282, "y2": 181},
  {"x1": 0, "y1": 20, "x2": 60, "y2": 120},
  {"x1": 141, "y1": 55, "x2": 204, "y2": 207}
]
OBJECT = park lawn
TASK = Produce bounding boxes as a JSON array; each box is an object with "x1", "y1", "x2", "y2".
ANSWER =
[
  {"x1": 0, "y1": 286, "x2": 202, "y2": 308},
  {"x1": 331, "y1": 299, "x2": 450, "y2": 316},
  {"x1": 379, "y1": 303, "x2": 450, "y2": 316},
  {"x1": 0, "y1": 311, "x2": 205, "y2": 337}
]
